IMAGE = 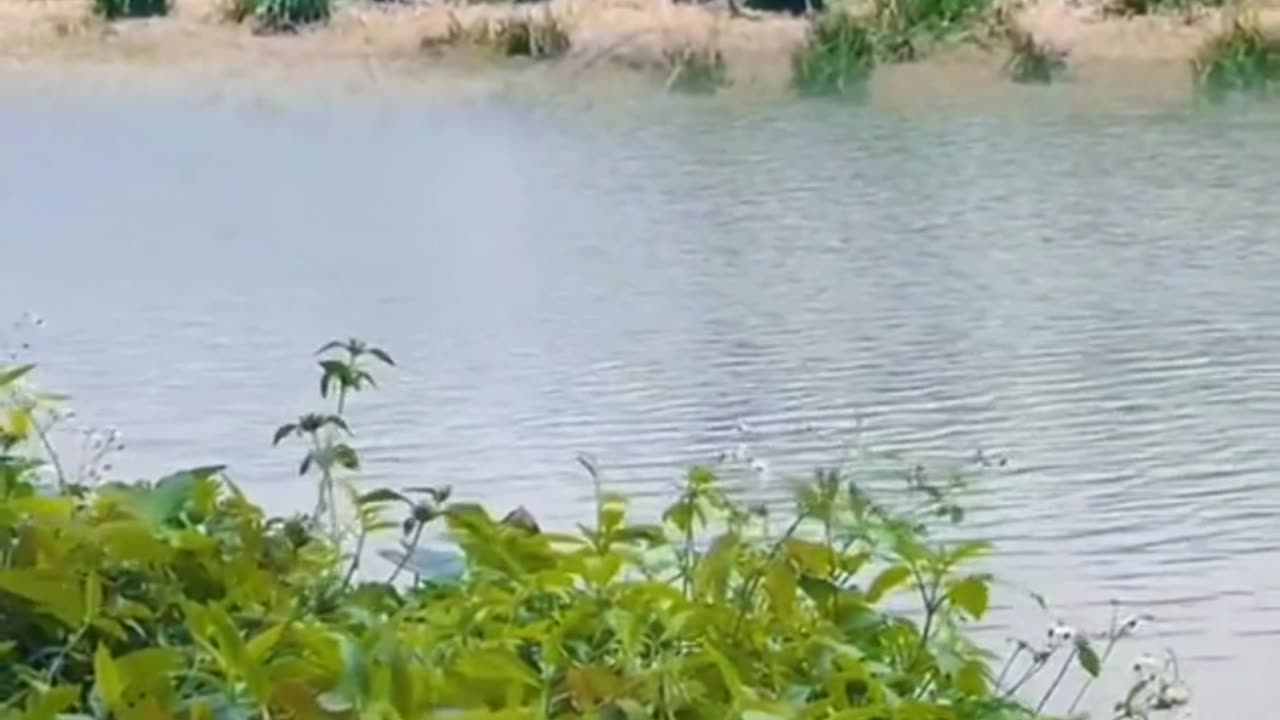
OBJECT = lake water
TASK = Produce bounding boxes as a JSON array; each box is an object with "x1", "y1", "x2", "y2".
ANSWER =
[{"x1": 2, "y1": 75, "x2": 1277, "y2": 715}]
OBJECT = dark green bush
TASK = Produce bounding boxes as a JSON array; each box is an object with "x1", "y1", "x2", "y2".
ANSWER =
[{"x1": 93, "y1": 0, "x2": 168, "y2": 20}]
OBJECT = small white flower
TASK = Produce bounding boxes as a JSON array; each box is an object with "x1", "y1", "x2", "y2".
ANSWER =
[{"x1": 1047, "y1": 622, "x2": 1077, "y2": 644}]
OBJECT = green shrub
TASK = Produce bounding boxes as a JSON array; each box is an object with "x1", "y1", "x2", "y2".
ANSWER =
[
  {"x1": 93, "y1": 0, "x2": 168, "y2": 20},
  {"x1": 870, "y1": 0, "x2": 992, "y2": 60},
  {"x1": 792, "y1": 11, "x2": 877, "y2": 97},
  {"x1": 1193, "y1": 17, "x2": 1280, "y2": 97},
  {"x1": 1003, "y1": 26, "x2": 1067, "y2": 83},
  {"x1": 0, "y1": 343, "x2": 1192, "y2": 719},
  {"x1": 229, "y1": 0, "x2": 330, "y2": 33}
]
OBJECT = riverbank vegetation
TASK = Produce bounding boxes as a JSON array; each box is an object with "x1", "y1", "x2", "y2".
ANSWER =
[{"x1": 0, "y1": 337, "x2": 1193, "y2": 718}]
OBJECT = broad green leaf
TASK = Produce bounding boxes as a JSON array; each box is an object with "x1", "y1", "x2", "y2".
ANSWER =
[
  {"x1": 694, "y1": 532, "x2": 739, "y2": 602},
  {"x1": 946, "y1": 576, "x2": 990, "y2": 621},
  {"x1": 245, "y1": 623, "x2": 287, "y2": 666},
  {"x1": 764, "y1": 558, "x2": 797, "y2": 621},
  {"x1": 866, "y1": 565, "x2": 912, "y2": 603},
  {"x1": 94, "y1": 645, "x2": 125, "y2": 707},
  {"x1": 97, "y1": 521, "x2": 174, "y2": 564},
  {"x1": 1076, "y1": 637, "x2": 1101, "y2": 678},
  {"x1": 358, "y1": 488, "x2": 407, "y2": 505},
  {"x1": 389, "y1": 643, "x2": 417, "y2": 718},
  {"x1": 84, "y1": 572, "x2": 102, "y2": 622},
  {"x1": 22, "y1": 685, "x2": 79, "y2": 720},
  {"x1": 0, "y1": 569, "x2": 85, "y2": 627},
  {"x1": 954, "y1": 659, "x2": 989, "y2": 696},
  {"x1": 784, "y1": 538, "x2": 834, "y2": 576},
  {"x1": 116, "y1": 647, "x2": 182, "y2": 684}
]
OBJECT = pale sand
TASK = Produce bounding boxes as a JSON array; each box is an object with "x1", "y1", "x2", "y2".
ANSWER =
[{"x1": 2, "y1": 0, "x2": 1280, "y2": 103}]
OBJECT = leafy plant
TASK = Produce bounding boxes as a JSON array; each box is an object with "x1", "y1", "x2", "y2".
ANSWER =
[
  {"x1": 0, "y1": 344, "x2": 1191, "y2": 719},
  {"x1": 1193, "y1": 16, "x2": 1280, "y2": 98},
  {"x1": 792, "y1": 11, "x2": 877, "y2": 97}
]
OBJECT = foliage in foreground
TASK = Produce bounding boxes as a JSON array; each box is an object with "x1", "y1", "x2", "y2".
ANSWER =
[
  {"x1": 0, "y1": 340, "x2": 1191, "y2": 719},
  {"x1": 1002, "y1": 26, "x2": 1068, "y2": 84},
  {"x1": 792, "y1": 11, "x2": 877, "y2": 97},
  {"x1": 1192, "y1": 16, "x2": 1280, "y2": 98}
]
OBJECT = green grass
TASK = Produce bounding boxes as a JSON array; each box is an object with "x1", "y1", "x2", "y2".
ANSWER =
[
  {"x1": 792, "y1": 11, "x2": 877, "y2": 97},
  {"x1": 93, "y1": 0, "x2": 168, "y2": 20},
  {"x1": 1193, "y1": 17, "x2": 1280, "y2": 97}
]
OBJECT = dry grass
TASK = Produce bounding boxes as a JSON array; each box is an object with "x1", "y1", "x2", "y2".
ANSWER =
[{"x1": 3, "y1": 0, "x2": 1280, "y2": 98}]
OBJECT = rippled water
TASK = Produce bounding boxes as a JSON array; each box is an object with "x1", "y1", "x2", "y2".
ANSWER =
[{"x1": 3, "y1": 82, "x2": 1278, "y2": 714}]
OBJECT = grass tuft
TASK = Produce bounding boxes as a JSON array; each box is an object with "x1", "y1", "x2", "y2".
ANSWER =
[
  {"x1": 663, "y1": 46, "x2": 731, "y2": 94},
  {"x1": 93, "y1": 0, "x2": 168, "y2": 20},
  {"x1": 223, "y1": 0, "x2": 329, "y2": 32},
  {"x1": 1193, "y1": 16, "x2": 1280, "y2": 97},
  {"x1": 450, "y1": 10, "x2": 571, "y2": 59},
  {"x1": 1003, "y1": 26, "x2": 1067, "y2": 83},
  {"x1": 792, "y1": 11, "x2": 876, "y2": 97}
]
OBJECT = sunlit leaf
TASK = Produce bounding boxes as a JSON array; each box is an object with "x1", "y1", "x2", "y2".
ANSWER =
[
  {"x1": 0, "y1": 568, "x2": 85, "y2": 626},
  {"x1": 94, "y1": 645, "x2": 125, "y2": 707},
  {"x1": 954, "y1": 659, "x2": 989, "y2": 696},
  {"x1": 946, "y1": 575, "x2": 990, "y2": 621},
  {"x1": 84, "y1": 571, "x2": 102, "y2": 622},
  {"x1": 866, "y1": 565, "x2": 912, "y2": 603},
  {"x1": 22, "y1": 685, "x2": 79, "y2": 720},
  {"x1": 764, "y1": 558, "x2": 797, "y2": 621},
  {"x1": 695, "y1": 532, "x2": 739, "y2": 602}
]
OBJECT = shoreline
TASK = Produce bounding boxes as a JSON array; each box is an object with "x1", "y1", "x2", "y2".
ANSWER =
[{"x1": 2, "y1": 0, "x2": 1279, "y2": 104}]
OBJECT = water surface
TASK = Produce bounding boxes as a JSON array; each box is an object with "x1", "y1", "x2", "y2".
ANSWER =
[{"x1": 2, "y1": 81, "x2": 1277, "y2": 714}]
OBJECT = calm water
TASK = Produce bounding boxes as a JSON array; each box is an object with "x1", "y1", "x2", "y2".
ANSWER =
[{"x1": 3, "y1": 81, "x2": 1278, "y2": 714}]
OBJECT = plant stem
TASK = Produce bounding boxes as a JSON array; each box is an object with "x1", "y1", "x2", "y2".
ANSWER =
[
  {"x1": 339, "y1": 528, "x2": 368, "y2": 591},
  {"x1": 994, "y1": 642, "x2": 1026, "y2": 691},
  {"x1": 44, "y1": 622, "x2": 89, "y2": 683},
  {"x1": 387, "y1": 520, "x2": 426, "y2": 584},
  {"x1": 1067, "y1": 636, "x2": 1119, "y2": 714},
  {"x1": 1036, "y1": 646, "x2": 1078, "y2": 714},
  {"x1": 32, "y1": 416, "x2": 67, "y2": 491}
]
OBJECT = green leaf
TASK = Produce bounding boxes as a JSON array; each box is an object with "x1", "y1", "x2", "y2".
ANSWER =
[
  {"x1": 954, "y1": 659, "x2": 989, "y2": 696},
  {"x1": 389, "y1": 643, "x2": 416, "y2": 718},
  {"x1": 0, "y1": 569, "x2": 85, "y2": 627},
  {"x1": 764, "y1": 558, "x2": 797, "y2": 621},
  {"x1": 94, "y1": 645, "x2": 124, "y2": 708},
  {"x1": 946, "y1": 575, "x2": 990, "y2": 621},
  {"x1": 784, "y1": 538, "x2": 835, "y2": 576},
  {"x1": 271, "y1": 424, "x2": 297, "y2": 446},
  {"x1": 367, "y1": 347, "x2": 395, "y2": 366},
  {"x1": 358, "y1": 488, "x2": 407, "y2": 506},
  {"x1": 84, "y1": 571, "x2": 102, "y2": 622},
  {"x1": 1076, "y1": 638, "x2": 1101, "y2": 678},
  {"x1": 115, "y1": 647, "x2": 182, "y2": 684},
  {"x1": 22, "y1": 685, "x2": 80, "y2": 720},
  {"x1": 0, "y1": 364, "x2": 35, "y2": 389},
  {"x1": 694, "y1": 532, "x2": 739, "y2": 602},
  {"x1": 132, "y1": 466, "x2": 225, "y2": 526},
  {"x1": 866, "y1": 565, "x2": 912, "y2": 603}
]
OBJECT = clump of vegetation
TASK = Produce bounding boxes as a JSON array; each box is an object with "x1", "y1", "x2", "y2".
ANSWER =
[
  {"x1": 1193, "y1": 16, "x2": 1280, "y2": 97},
  {"x1": 793, "y1": 11, "x2": 877, "y2": 97},
  {"x1": 0, "y1": 337, "x2": 1192, "y2": 719},
  {"x1": 869, "y1": 0, "x2": 993, "y2": 61},
  {"x1": 1103, "y1": 0, "x2": 1223, "y2": 17},
  {"x1": 663, "y1": 47, "x2": 731, "y2": 94},
  {"x1": 1003, "y1": 25, "x2": 1068, "y2": 83},
  {"x1": 222, "y1": 0, "x2": 329, "y2": 33},
  {"x1": 447, "y1": 9, "x2": 571, "y2": 60},
  {"x1": 92, "y1": 0, "x2": 167, "y2": 20}
]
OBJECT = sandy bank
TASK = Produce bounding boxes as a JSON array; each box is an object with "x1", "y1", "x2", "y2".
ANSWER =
[{"x1": 3, "y1": 0, "x2": 1280, "y2": 102}]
